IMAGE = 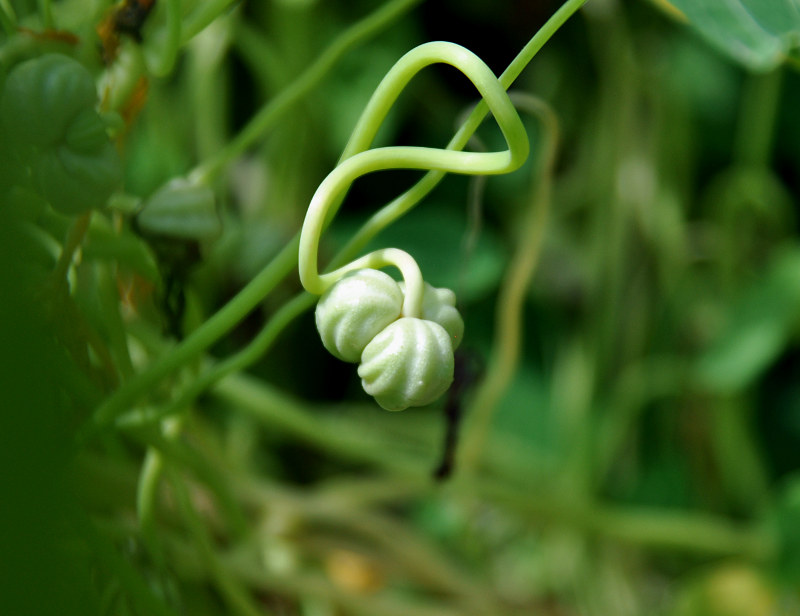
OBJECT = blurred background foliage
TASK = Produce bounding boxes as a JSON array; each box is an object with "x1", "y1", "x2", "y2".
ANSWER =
[{"x1": 2, "y1": 0, "x2": 800, "y2": 615}]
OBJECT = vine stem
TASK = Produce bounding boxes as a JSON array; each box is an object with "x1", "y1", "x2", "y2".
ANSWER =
[
  {"x1": 332, "y1": 0, "x2": 588, "y2": 264},
  {"x1": 189, "y1": 0, "x2": 424, "y2": 185},
  {"x1": 212, "y1": 370, "x2": 773, "y2": 561},
  {"x1": 86, "y1": 0, "x2": 588, "y2": 434},
  {"x1": 0, "y1": 0, "x2": 16, "y2": 35},
  {"x1": 298, "y1": 41, "x2": 528, "y2": 314},
  {"x1": 458, "y1": 94, "x2": 559, "y2": 474}
]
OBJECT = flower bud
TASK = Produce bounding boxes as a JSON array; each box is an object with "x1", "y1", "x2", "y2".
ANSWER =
[
  {"x1": 399, "y1": 281, "x2": 463, "y2": 349},
  {"x1": 315, "y1": 269, "x2": 403, "y2": 363},
  {"x1": 358, "y1": 317, "x2": 454, "y2": 411}
]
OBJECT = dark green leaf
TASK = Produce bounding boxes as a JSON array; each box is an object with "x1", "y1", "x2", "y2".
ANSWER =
[{"x1": 695, "y1": 245, "x2": 800, "y2": 393}]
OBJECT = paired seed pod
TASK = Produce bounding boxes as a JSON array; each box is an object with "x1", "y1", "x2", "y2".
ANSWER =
[
  {"x1": 0, "y1": 54, "x2": 122, "y2": 215},
  {"x1": 315, "y1": 269, "x2": 463, "y2": 411}
]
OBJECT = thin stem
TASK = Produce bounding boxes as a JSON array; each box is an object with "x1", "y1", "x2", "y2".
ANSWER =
[
  {"x1": 0, "y1": 0, "x2": 16, "y2": 35},
  {"x1": 734, "y1": 68, "x2": 783, "y2": 168},
  {"x1": 212, "y1": 372, "x2": 773, "y2": 560},
  {"x1": 145, "y1": 0, "x2": 182, "y2": 77},
  {"x1": 334, "y1": 0, "x2": 588, "y2": 262},
  {"x1": 189, "y1": 0, "x2": 424, "y2": 184},
  {"x1": 459, "y1": 95, "x2": 559, "y2": 474},
  {"x1": 180, "y1": 0, "x2": 242, "y2": 43},
  {"x1": 37, "y1": 0, "x2": 52, "y2": 29},
  {"x1": 298, "y1": 41, "x2": 528, "y2": 308},
  {"x1": 318, "y1": 247, "x2": 425, "y2": 317},
  {"x1": 86, "y1": 237, "x2": 297, "y2": 432},
  {"x1": 118, "y1": 293, "x2": 316, "y2": 427},
  {"x1": 137, "y1": 417, "x2": 183, "y2": 564}
]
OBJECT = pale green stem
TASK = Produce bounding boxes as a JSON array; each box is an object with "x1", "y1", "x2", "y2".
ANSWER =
[
  {"x1": 298, "y1": 41, "x2": 529, "y2": 314},
  {"x1": 335, "y1": 0, "x2": 588, "y2": 260},
  {"x1": 458, "y1": 95, "x2": 559, "y2": 474},
  {"x1": 85, "y1": 237, "x2": 298, "y2": 433},
  {"x1": 117, "y1": 293, "x2": 316, "y2": 427},
  {"x1": 137, "y1": 417, "x2": 183, "y2": 563}
]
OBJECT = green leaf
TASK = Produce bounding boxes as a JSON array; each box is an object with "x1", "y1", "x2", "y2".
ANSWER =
[
  {"x1": 695, "y1": 245, "x2": 800, "y2": 393},
  {"x1": 768, "y1": 473, "x2": 800, "y2": 584},
  {"x1": 136, "y1": 178, "x2": 221, "y2": 241},
  {"x1": 662, "y1": 0, "x2": 800, "y2": 71},
  {"x1": 0, "y1": 54, "x2": 123, "y2": 214}
]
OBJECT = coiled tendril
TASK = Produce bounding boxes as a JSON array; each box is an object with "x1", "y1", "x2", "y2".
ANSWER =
[{"x1": 298, "y1": 41, "x2": 529, "y2": 411}]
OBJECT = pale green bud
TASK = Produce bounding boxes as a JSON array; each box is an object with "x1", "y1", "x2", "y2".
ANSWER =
[
  {"x1": 399, "y1": 281, "x2": 464, "y2": 349},
  {"x1": 358, "y1": 317, "x2": 454, "y2": 411},
  {"x1": 315, "y1": 269, "x2": 403, "y2": 363}
]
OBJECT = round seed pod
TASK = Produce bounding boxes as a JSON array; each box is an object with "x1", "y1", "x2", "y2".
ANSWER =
[
  {"x1": 315, "y1": 269, "x2": 403, "y2": 363},
  {"x1": 358, "y1": 317, "x2": 454, "y2": 411},
  {"x1": 399, "y1": 281, "x2": 464, "y2": 349}
]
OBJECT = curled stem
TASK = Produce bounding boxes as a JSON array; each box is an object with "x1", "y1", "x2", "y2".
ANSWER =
[{"x1": 299, "y1": 41, "x2": 529, "y2": 313}]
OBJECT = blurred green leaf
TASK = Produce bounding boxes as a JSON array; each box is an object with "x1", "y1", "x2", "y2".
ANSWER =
[
  {"x1": 696, "y1": 246, "x2": 800, "y2": 393},
  {"x1": 770, "y1": 474, "x2": 800, "y2": 585},
  {"x1": 663, "y1": 0, "x2": 800, "y2": 71},
  {"x1": 136, "y1": 179, "x2": 221, "y2": 241}
]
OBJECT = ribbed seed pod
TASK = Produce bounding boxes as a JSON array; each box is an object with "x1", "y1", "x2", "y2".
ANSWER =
[
  {"x1": 358, "y1": 317, "x2": 454, "y2": 411},
  {"x1": 399, "y1": 281, "x2": 464, "y2": 349},
  {"x1": 315, "y1": 269, "x2": 403, "y2": 363}
]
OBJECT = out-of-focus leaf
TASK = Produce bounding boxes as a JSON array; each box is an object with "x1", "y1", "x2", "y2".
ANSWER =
[
  {"x1": 136, "y1": 178, "x2": 221, "y2": 241},
  {"x1": 672, "y1": 563, "x2": 777, "y2": 616},
  {"x1": 769, "y1": 474, "x2": 800, "y2": 584},
  {"x1": 84, "y1": 216, "x2": 160, "y2": 282},
  {"x1": 661, "y1": 0, "x2": 800, "y2": 71},
  {"x1": 695, "y1": 246, "x2": 800, "y2": 393}
]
